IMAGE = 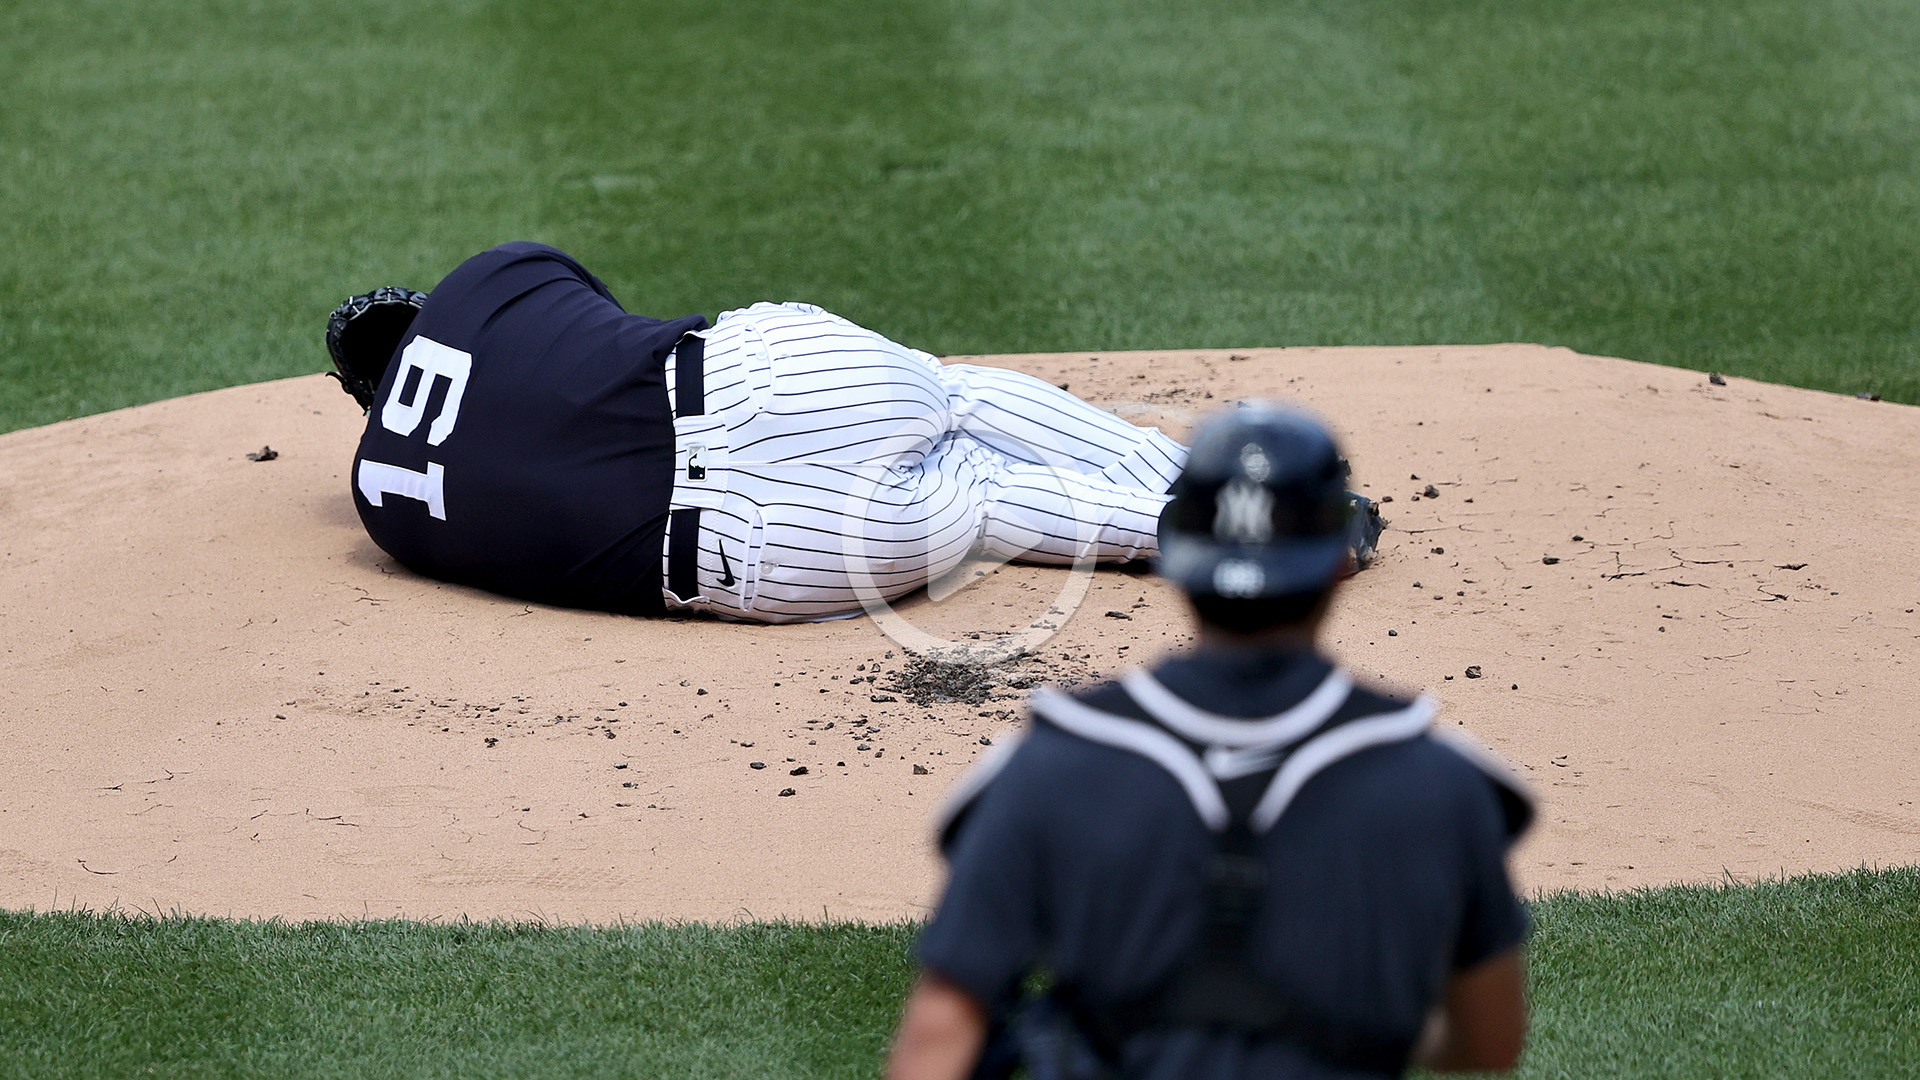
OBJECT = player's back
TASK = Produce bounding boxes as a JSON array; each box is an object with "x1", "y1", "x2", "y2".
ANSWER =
[
  {"x1": 351, "y1": 242, "x2": 707, "y2": 613},
  {"x1": 923, "y1": 650, "x2": 1528, "y2": 1079}
]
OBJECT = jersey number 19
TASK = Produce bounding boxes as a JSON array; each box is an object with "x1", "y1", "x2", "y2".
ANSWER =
[{"x1": 356, "y1": 336, "x2": 472, "y2": 521}]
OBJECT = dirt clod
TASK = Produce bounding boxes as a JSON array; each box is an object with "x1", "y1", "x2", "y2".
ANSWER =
[{"x1": 883, "y1": 654, "x2": 1002, "y2": 705}]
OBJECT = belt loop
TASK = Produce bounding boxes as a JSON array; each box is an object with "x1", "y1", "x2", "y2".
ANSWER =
[
  {"x1": 667, "y1": 507, "x2": 701, "y2": 604},
  {"x1": 676, "y1": 333, "x2": 705, "y2": 419},
  {"x1": 667, "y1": 333, "x2": 707, "y2": 605}
]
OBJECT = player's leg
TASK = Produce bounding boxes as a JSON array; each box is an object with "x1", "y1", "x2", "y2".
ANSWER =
[
  {"x1": 684, "y1": 439, "x2": 1165, "y2": 622},
  {"x1": 713, "y1": 309, "x2": 1176, "y2": 569},
  {"x1": 931, "y1": 362, "x2": 1188, "y2": 494},
  {"x1": 673, "y1": 303, "x2": 1173, "y2": 622},
  {"x1": 931, "y1": 436, "x2": 1166, "y2": 565},
  {"x1": 697, "y1": 302, "x2": 1185, "y2": 492}
]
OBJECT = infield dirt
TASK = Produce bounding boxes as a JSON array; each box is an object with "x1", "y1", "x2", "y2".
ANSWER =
[{"x1": 3, "y1": 347, "x2": 1916, "y2": 922}]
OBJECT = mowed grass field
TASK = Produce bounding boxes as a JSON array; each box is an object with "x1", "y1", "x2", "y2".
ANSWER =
[
  {"x1": 5, "y1": 0, "x2": 1920, "y2": 1077},
  {"x1": 4, "y1": 869, "x2": 1919, "y2": 1079},
  {"x1": 3, "y1": 0, "x2": 1919, "y2": 432}
]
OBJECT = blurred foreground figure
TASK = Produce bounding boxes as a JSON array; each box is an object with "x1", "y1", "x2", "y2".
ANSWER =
[{"x1": 887, "y1": 404, "x2": 1534, "y2": 1080}]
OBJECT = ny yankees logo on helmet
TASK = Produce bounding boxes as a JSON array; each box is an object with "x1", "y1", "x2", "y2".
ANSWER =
[
  {"x1": 1213, "y1": 478, "x2": 1275, "y2": 543},
  {"x1": 1158, "y1": 403, "x2": 1380, "y2": 601}
]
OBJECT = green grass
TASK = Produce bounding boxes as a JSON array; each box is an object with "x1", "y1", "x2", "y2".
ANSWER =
[
  {"x1": 4, "y1": 867, "x2": 1918, "y2": 1078},
  {"x1": 4, "y1": 0, "x2": 1919, "y2": 433},
  {"x1": 0, "y1": 916, "x2": 922, "y2": 1079},
  {"x1": 1509, "y1": 866, "x2": 1920, "y2": 1078},
  {"x1": 4, "y1": 4, "x2": 1917, "y2": 1074}
]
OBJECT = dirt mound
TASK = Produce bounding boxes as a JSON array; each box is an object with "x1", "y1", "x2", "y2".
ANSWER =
[{"x1": 3, "y1": 345, "x2": 1917, "y2": 922}]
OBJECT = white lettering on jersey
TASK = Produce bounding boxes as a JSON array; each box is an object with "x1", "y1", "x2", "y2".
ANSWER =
[
  {"x1": 381, "y1": 336, "x2": 471, "y2": 446},
  {"x1": 357, "y1": 460, "x2": 447, "y2": 520}
]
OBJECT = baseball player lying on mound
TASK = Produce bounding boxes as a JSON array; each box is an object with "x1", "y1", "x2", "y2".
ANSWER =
[{"x1": 325, "y1": 242, "x2": 1382, "y2": 623}]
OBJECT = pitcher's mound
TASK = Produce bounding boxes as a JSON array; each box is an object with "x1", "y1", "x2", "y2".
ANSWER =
[{"x1": 3, "y1": 346, "x2": 1916, "y2": 922}]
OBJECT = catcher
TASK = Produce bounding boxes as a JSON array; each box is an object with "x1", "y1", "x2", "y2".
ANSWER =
[
  {"x1": 326, "y1": 242, "x2": 1383, "y2": 622},
  {"x1": 889, "y1": 405, "x2": 1530, "y2": 1080}
]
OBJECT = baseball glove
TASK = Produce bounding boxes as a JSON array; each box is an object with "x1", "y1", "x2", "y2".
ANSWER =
[{"x1": 325, "y1": 286, "x2": 429, "y2": 410}]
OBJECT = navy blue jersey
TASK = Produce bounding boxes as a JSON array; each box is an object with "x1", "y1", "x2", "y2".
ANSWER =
[
  {"x1": 919, "y1": 649, "x2": 1529, "y2": 1080},
  {"x1": 351, "y1": 242, "x2": 707, "y2": 614}
]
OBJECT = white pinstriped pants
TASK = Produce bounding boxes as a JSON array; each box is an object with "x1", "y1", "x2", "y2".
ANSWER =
[{"x1": 661, "y1": 303, "x2": 1187, "y2": 623}]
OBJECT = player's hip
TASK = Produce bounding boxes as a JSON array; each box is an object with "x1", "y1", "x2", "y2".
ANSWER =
[
  {"x1": 684, "y1": 303, "x2": 951, "y2": 466},
  {"x1": 661, "y1": 465, "x2": 983, "y2": 623}
]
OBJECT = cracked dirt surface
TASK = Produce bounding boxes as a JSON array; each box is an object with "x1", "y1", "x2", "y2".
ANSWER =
[{"x1": 2, "y1": 346, "x2": 1917, "y2": 922}]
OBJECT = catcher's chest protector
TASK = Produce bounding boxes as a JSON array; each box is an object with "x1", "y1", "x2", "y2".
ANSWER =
[
  {"x1": 1031, "y1": 671, "x2": 1435, "y2": 1072},
  {"x1": 945, "y1": 669, "x2": 1531, "y2": 1077}
]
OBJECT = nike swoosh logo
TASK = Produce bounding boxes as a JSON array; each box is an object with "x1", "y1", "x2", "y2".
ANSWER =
[
  {"x1": 717, "y1": 542, "x2": 737, "y2": 587},
  {"x1": 1203, "y1": 744, "x2": 1283, "y2": 780}
]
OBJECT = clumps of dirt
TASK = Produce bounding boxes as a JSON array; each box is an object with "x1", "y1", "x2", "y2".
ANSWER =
[
  {"x1": 879, "y1": 648, "x2": 1090, "y2": 706},
  {"x1": 883, "y1": 654, "x2": 1002, "y2": 705}
]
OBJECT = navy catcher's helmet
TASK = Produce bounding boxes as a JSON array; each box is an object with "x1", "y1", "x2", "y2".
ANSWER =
[{"x1": 1158, "y1": 403, "x2": 1357, "y2": 599}]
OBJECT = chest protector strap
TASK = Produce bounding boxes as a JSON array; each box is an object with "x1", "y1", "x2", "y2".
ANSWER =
[{"x1": 1026, "y1": 672, "x2": 1437, "y2": 1074}]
